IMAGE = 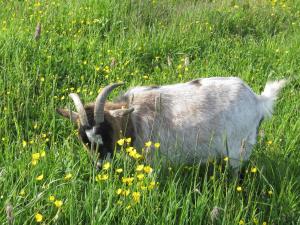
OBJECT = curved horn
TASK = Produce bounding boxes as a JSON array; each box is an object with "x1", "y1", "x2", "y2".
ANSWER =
[
  {"x1": 69, "y1": 93, "x2": 89, "y2": 126},
  {"x1": 94, "y1": 83, "x2": 124, "y2": 125}
]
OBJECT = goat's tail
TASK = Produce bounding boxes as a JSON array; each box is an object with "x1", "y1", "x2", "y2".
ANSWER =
[{"x1": 258, "y1": 79, "x2": 286, "y2": 118}]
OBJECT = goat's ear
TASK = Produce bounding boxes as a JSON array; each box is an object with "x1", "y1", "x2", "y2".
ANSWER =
[
  {"x1": 56, "y1": 108, "x2": 78, "y2": 123},
  {"x1": 108, "y1": 107, "x2": 134, "y2": 118}
]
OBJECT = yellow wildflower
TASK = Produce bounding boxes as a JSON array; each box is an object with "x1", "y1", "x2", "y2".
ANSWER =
[
  {"x1": 102, "y1": 162, "x2": 111, "y2": 170},
  {"x1": 31, "y1": 159, "x2": 38, "y2": 166},
  {"x1": 236, "y1": 186, "x2": 242, "y2": 192},
  {"x1": 137, "y1": 173, "x2": 145, "y2": 180},
  {"x1": 224, "y1": 157, "x2": 229, "y2": 162},
  {"x1": 154, "y1": 142, "x2": 160, "y2": 148},
  {"x1": 143, "y1": 166, "x2": 153, "y2": 174},
  {"x1": 267, "y1": 140, "x2": 273, "y2": 145},
  {"x1": 49, "y1": 195, "x2": 55, "y2": 201},
  {"x1": 35, "y1": 213, "x2": 43, "y2": 222},
  {"x1": 126, "y1": 147, "x2": 134, "y2": 153},
  {"x1": 19, "y1": 189, "x2": 25, "y2": 196},
  {"x1": 117, "y1": 139, "x2": 125, "y2": 146},
  {"x1": 250, "y1": 167, "x2": 257, "y2": 173},
  {"x1": 22, "y1": 140, "x2": 27, "y2": 147},
  {"x1": 116, "y1": 188, "x2": 122, "y2": 195},
  {"x1": 96, "y1": 174, "x2": 109, "y2": 181},
  {"x1": 122, "y1": 177, "x2": 134, "y2": 185},
  {"x1": 36, "y1": 174, "x2": 44, "y2": 181},
  {"x1": 239, "y1": 220, "x2": 245, "y2": 225},
  {"x1": 268, "y1": 190, "x2": 273, "y2": 195},
  {"x1": 64, "y1": 173, "x2": 72, "y2": 180},
  {"x1": 125, "y1": 137, "x2": 131, "y2": 143},
  {"x1": 40, "y1": 150, "x2": 46, "y2": 157},
  {"x1": 262, "y1": 222, "x2": 267, "y2": 225},
  {"x1": 122, "y1": 189, "x2": 130, "y2": 196},
  {"x1": 253, "y1": 217, "x2": 259, "y2": 224},
  {"x1": 132, "y1": 192, "x2": 141, "y2": 203},
  {"x1": 54, "y1": 200, "x2": 63, "y2": 208},
  {"x1": 136, "y1": 164, "x2": 144, "y2": 172},
  {"x1": 42, "y1": 133, "x2": 47, "y2": 138},
  {"x1": 32, "y1": 153, "x2": 40, "y2": 160},
  {"x1": 145, "y1": 141, "x2": 152, "y2": 147},
  {"x1": 148, "y1": 181, "x2": 157, "y2": 190},
  {"x1": 115, "y1": 168, "x2": 123, "y2": 173}
]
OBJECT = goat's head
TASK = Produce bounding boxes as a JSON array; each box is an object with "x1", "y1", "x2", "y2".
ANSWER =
[{"x1": 57, "y1": 83, "x2": 134, "y2": 160}]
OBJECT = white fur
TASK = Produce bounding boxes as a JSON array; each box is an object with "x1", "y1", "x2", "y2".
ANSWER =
[{"x1": 122, "y1": 77, "x2": 286, "y2": 169}]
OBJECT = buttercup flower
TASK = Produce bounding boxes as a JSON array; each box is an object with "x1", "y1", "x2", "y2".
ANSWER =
[
  {"x1": 102, "y1": 162, "x2": 111, "y2": 170},
  {"x1": 32, "y1": 153, "x2": 40, "y2": 160},
  {"x1": 54, "y1": 200, "x2": 63, "y2": 208},
  {"x1": 117, "y1": 139, "x2": 125, "y2": 146},
  {"x1": 154, "y1": 142, "x2": 160, "y2": 148},
  {"x1": 143, "y1": 166, "x2": 153, "y2": 174},
  {"x1": 132, "y1": 192, "x2": 141, "y2": 203},
  {"x1": 96, "y1": 174, "x2": 109, "y2": 181},
  {"x1": 49, "y1": 195, "x2": 55, "y2": 201},
  {"x1": 136, "y1": 164, "x2": 144, "y2": 172},
  {"x1": 115, "y1": 168, "x2": 123, "y2": 173},
  {"x1": 236, "y1": 186, "x2": 242, "y2": 192},
  {"x1": 145, "y1": 141, "x2": 152, "y2": 147},
  {"x1": 64, "y1": 173, "x2": 72, "y2": 180},
  {"x1": 36, "y1": 174, "x2": 44, "y2": 181},
  {"x1": 35, "y1": 213, "x2": 43, "y2": 222}
]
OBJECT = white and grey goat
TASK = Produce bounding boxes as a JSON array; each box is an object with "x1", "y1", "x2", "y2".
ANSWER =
[{"x1": 57, "y1": 77, "x2": 286, "y2": 170}]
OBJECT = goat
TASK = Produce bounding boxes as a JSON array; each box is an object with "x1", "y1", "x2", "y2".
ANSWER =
[{"x1": 57, "y1": 77, "x2": 286, "y2": 170}]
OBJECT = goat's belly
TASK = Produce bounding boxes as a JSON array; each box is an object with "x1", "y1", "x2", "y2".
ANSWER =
[{"x1": 147, "y1": 128, "x2": 224, "y2": 164}]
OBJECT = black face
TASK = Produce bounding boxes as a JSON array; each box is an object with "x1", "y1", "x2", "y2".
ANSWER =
[{"x1": 78, "y1": 120, "x2": 114, "y2": 160}]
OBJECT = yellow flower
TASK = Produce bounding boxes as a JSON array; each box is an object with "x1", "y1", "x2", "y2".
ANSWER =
[
  {"x1": 253, "y1": 217, "x2": 259, "y2": 224},
  {"x1": 122, "y1": 189, "x2": 130, "y2": 196},
  {"x1": 268, "y1": 190, "x2": 273, "y2": 195},
  {"x1": 145, "y1": 141, "x2": 152, "y2": 147},
  {"x1": 239, "y1": 219, "x2": 245, "y2": 225},
  {"x1": 250, "y1": 167, "x2": 257, "y2": 173},
  {"x1": 125, "y1": 137, "x2": 131, "y2": 143},
  {"x1": 122, "y1": 177, "x2": 134, "y2": 185},
  {"x1": 117, "y1": 139, "x2": 125, "y2": 146},
  {"x1": 42, "y1": 133, "x2": 47, "y2": 138},
  {"x1": 36, "y1": 174, "x2": 44, "y2": 181},
  {"x1": 22, "y1": 140, "x2": 27, "y2": 147},
  {"x1": 31, "y1": 159, "x2": 38, "y2": 166},
  {"x1": 35, "y1": 213, "x2": 43, "y2": 222},
  {"x1": 236, "y1": 186, "x2": 242, "y2": 192},
  {"x1": 32, "y1": 153, "x2": 40, "y2": 160},
  {"x1": 49, "y1": 195, "x2": 55, "y2": 201},
  {"x1": 19, "y1": 189, "x2": 25, "y2": 196},
  {"x1": 132, "y1": 191, "x2": 141, "y2": 203},
  {"x1": 64, "y1": 173, "x2": 72, "y2": 180},
  {"x1": 148, "y1": 181, "x2": 157, "y2": 190},
  {"x1": 224, "y1": 157, "x2": 229, "y2": 162},
  {"x1": 136, "y1": 164, "x2": 144, "y2": 172},
  {"x1": 96, "y1": 174, "x2": 109, "y2": 181},
  {"x1": 54, "y1": 200, "x2": 63, "y2": 208},
  {"x1": 115, "y1": 168, "x2": 123, "y2": 173},
  {"x1": 262, "y1": 222, "x2": 267, "y2": 225},
  {"x1": 126, "y1": 147, "x2": 134, "y2": 153},
  {"x1": 267, "y1": 140, "x2": 273, "y2": 145},
  {"x1": 137, "y1": 173, "x2": 145, "y2": 180},
  {"x1": 154, "y1": 142, "x2": 160, "y2": 148},
  {"x1": 102, "y1": 162, "x2": 111, "y2": 170},
  {"x1": 143, "y1": 166, "x2": 153, "y2": 174},
  {"x1": 40, "y1": 150, "x2": 46, "y2": 157},
  {"x1": 116, "y1": 188, "x2": 122, "y2": 195}
]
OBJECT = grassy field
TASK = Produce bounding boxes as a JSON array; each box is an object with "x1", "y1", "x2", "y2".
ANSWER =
[{"x1": 0, "y1": 0, "x2": 300, "y2": 224}]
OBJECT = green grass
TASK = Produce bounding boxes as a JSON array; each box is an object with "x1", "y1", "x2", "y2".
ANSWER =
[{"x1": 1, "y1": 0, "x2": 300, "y2": 224}]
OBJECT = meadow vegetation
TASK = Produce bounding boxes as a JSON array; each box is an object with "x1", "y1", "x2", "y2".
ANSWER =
[{"x1": 0, "y1": 0, "x2": 300, "y2": 224}]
